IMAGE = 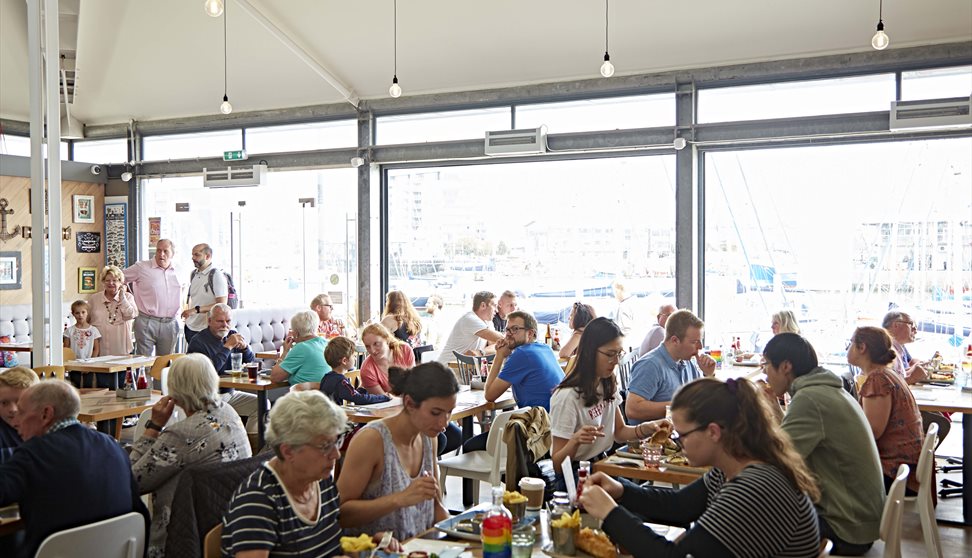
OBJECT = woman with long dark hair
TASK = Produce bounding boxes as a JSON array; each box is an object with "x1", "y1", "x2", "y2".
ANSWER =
[
  {"x1": 580, "y1": 376, "x2": 821, "y2": 558},
  {"x1": 550, "y1": 317, "x2": 667, "y2": 487},
  {"x1": 558, "y1": 302, "x2": 596, "y2": 359}
]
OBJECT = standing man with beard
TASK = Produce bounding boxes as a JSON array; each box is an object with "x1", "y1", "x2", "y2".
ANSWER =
[
  {"x1": 181, "y1": 243, "x2": 228, "y2": 346},
  {"x1": 124, "y1": 239, "x2": 181, "y2": 356}
]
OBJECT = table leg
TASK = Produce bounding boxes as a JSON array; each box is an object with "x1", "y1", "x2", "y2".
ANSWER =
[
  {"x1": 257, "y1": 391, "x2": 268, "y2": 451},
  {"x1": 462, "y1": 415, "x2": 474, "y2": 507}
]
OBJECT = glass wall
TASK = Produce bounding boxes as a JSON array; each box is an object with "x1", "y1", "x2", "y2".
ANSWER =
[
  {"x1": 703, "y1": 138, "x2": 972, "y2": 362},
  {"x1": 141, "y1": 168, "x2": 358, "y2": 320},
  {"x1": 143, "y1": 130, "x2": 243, "y2": 160},
  {"x1": 377, "y1": 107, "x2": 511, "y2": 145},
  {"x1": 245, "y1": 120, "x2": 357, "y2": 154},
  {"x1": 0, "y1": 135, "x2": 68, "y2": 159},
  {"x1": 901, "y1": 65, "x2": 972, "y2": 100},
  {"x1": 73, "y1": 138, "x2": 128, "y2": 164},
  {"x1": 516, "y1": 94, "x2": 676, "y2": 133},
  {"x1": 386, "y1": 155, "x2": 677, "y2": 342}
]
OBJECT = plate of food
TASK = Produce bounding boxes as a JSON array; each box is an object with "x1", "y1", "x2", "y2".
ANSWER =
[
  {"x1": 435, "y1": 500, "x2": 536, "y2": 541},
  {"x1": 542, "y1": 527, "x2": 619, "y2": 558}
]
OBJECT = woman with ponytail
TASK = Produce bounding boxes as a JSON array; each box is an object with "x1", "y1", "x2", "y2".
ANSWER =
[
  {"x1": 848, "y1": 326, "x2": 923, "y2": 495},
  {"x1": 579, "y1": 377, "x2": 820, "y2": 558},
  {"x1": 338, "y1": 362, "x2": 456, "y2": 540}
]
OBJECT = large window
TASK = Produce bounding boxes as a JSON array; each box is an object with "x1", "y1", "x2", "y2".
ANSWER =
[
  {"x1": 703, "y1": 138, "x2": 972, "y2": 362},
  {"x1": 387, "y1": 156, "x2": 677, "y2": 341},
  {"x1": 143, "y1": 130, "x2": 243, "y2": 161},
  {"x1": 141, "y1": 168, "x2": 358, "y2": 318},
  {"x1": 377, "y1": 107, "x2": 511, "y2": 145},
  {"x1": 73, "y1": 138, "x2": 128, "y2": 164},
  {"x1": 245, "y1": 120, "x2": 357, "y2": 154},
  {"x1": 698, "y1": 74, "x2": 896, "y2": 123},
  {"x1": 901, "y1": 65, "x2": 972, "y2": 100},
  {"x1": 516, "y1": 94, "x2": 676, "y2": 133},
  {"x1": 0, "y1": 135, "x2": 68, "y2": 159}
]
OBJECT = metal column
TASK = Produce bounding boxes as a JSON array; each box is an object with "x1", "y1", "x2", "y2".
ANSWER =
[
  {"x1": 44, "y1": 0, "x2": 64, "y2": 365},
  {"x1": 27, "y1": 0, "x2": 46, "y2": 366}
]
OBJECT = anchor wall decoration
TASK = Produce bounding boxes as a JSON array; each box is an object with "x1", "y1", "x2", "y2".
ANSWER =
[{"x1": 0, "y1": 198, "x2": 22, "y2": 242}]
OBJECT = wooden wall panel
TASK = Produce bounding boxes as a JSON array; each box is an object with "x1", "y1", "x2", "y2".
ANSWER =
[{"x1": 0, "y1": 175, "x2": 105, "y2": 307}]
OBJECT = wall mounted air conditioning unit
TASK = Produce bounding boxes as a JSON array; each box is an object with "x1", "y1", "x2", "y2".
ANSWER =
[
  {"x1": 890, "y1": 96, "x2": 972, "y2": 131},
  {"x1": 485, "y1": 126, "x2": 547, "y2": 156},
  {"x1": 203, "y1": 164, "x2": 268, "y2": 188}
]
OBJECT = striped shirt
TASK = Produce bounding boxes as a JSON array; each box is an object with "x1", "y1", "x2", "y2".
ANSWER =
[
  {"x1": 697, "y1": 464, "x2": 819, "y2": 558},
  {"x1": 221, "y1": 462, "x2": 341, "y2": 558}
]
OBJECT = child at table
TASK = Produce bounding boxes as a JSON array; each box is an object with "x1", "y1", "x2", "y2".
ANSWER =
[
  {"x1": 63, "y1": 300, "x2": 101, "y2": 359},
  {"x1": 320, "y1": 336, "x2": 391, "y2": 406}
]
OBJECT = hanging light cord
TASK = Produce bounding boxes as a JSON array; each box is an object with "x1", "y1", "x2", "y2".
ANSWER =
[
  {"x1": 877, "y1": 0, "x2": 883, "y2": 22},
  {"x1": 223, "y1": 2, "x2": 228, "y2": 97},
  {"x1": 393, "y1": 0, "x2": 398, "y2": 77},
  {"x1": 604, "y1": 0, "x2": 609, "y2": 53}
]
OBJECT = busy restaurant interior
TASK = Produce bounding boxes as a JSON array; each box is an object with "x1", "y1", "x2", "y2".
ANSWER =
[{"x1": 0, "y1": 1, "x2": 971, "y2": 557}]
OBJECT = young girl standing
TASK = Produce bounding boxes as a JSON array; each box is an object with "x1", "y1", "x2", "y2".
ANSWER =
[{"x1": 63, "y1": 300, "x2": 102, "y2": 359}]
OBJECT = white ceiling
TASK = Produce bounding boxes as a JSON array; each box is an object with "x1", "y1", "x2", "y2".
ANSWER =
[{"x1": 1, "y1": 0, "x2": 970, "y2": 127}]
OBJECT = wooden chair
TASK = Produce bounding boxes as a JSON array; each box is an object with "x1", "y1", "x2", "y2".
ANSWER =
[
  {"x1": 203, "y1": 523, "x2": 223, "y2": 558},
  {"x1": 346, "y1": 370, "x2": 361, "y2": 389},
  {"x1": 149, "y1": 353, "x2": 185, "y2": 382},
  {"x1": 903, "y1": 422, "x2": 943, "y2": 558},
  {"x1": 880, "y1": 464, "x2": 910, "y2": 558},
  {"x1": 63, "y1": 347, "x2": 76, "y2": 361},
  {"x1": 32, "y1": 365, "x2": 66, "y2": 381},
  {"x1": 617, "y1": 350, "x2": 638, "y2": 392}
]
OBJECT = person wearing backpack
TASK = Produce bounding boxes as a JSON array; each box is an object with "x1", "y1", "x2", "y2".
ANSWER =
[{"x1": 182, "y1": 243, "x2": 228, "y2": 345}]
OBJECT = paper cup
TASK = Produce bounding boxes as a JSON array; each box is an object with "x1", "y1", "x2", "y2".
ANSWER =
[{"x1": 519, "y1": 477, "x2": 546, "y2": 510}]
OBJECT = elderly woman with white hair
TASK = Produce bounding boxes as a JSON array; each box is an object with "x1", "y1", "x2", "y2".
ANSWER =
[
  {"x1": 221, "y1": 390, "x2": 400, "y2": 557},
  {"x1": 270, "y1": 310, "x2": 332, "y2": 386},
  {"x1": 130, "y1": 353, "x2": 251, "y2": 558}
]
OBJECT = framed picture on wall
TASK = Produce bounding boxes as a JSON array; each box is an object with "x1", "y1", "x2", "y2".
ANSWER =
[
  {"x1": 0, "y1": 252, "x2": 21, "y2": 290},
  {"x1": 104, "y1": 202, "x2": 128, "y2": 268},
  {"x1": 78, "y1": 267, "x2": 98, "y2": 294},
  {"x1": 73, "y1": 195, "x2": 95, "y2": 223}
]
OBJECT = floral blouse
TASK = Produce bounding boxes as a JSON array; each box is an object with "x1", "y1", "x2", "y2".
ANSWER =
[
  {"x1": 859, "y1": 368, "x2": 923, "y2": 493},
  {"x1": 130, "y1": 401, "x2": 252, "y2": 558}
]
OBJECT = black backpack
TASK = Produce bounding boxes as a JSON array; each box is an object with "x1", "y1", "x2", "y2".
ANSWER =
[{"x1": 190, "y1": 268, "x2": 240, "y2": 309}]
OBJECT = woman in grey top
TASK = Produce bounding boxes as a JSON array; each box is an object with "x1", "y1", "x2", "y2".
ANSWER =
[
  {"x1": 339, "y1": 362, "x2": 457, "y2": 540},
  {"x1": 131, "y1": 353, "x2": 251, "y2": 558}
]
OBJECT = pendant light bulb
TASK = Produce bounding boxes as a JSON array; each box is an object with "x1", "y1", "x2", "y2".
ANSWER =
[
  {"x1": 871, "y1": 21, "x2": 889, "y2": 50},
  {"x1": 600, "y1": 53, "x2": 615, "y2": 78},
  {"x1": 389, "y1": 76, "x2": 402, "y2": 98},
  {"x1": 220, "y1": 95, "x2": 233, "y2": 114},
  {"x1": 204, "y1": 0, "x2": 224, "y2": 17}
]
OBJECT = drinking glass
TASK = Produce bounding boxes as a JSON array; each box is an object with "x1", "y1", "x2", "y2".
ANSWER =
[
  {"x1": 511, "y1": 528, "x2": 535, "y2": 558},
  {"x1": 643, "y1": 443, "x2": 663, "y2": 469},
  {"x1": 230, "y1": 353, "x2": 243, "y2": 372}
]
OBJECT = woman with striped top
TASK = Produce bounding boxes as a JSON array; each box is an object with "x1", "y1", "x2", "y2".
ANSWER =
[
  {"x1": 221, "y1": 391, "x2": 398, "y2": 557},
  {"x1": 580, "y1": 377, "x2": 821, "y2": 558}
]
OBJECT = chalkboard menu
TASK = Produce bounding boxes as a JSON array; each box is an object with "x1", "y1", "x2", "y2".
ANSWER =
[{"x1": 76, "y1": 231, "x2": 101, "y2": 253}]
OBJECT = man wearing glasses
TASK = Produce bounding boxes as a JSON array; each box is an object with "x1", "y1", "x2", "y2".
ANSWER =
[
  {"x1": 463, "y1": 311, "x2": 564, "y2": 453},
  {"x1": 625, "y1": 309, "x2": 716, "y2": 423},
  {"x1": 882, "y1": 310, "x2": 950, "y2": 444}
]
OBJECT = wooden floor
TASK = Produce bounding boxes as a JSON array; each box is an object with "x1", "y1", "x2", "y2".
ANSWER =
[{"x1": 442, "y1": 417, "x2": 972, "y2": 556}]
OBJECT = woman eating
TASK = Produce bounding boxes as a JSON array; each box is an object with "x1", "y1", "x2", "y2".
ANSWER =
[
  {"x1": 380, "y1": 290, "x2": 424, "y2": 346},
  {"x1": 762, "y1": 333, "x2": 884, "y2": 555},
  {"x1": 580, "y1": 377, "x2": 821, "y2": 558},
  {"x1": 848, "y1": 326, "x2": 923, "y2": 494},
  {"x1": 131, "y1": 354, "x2": 251, "y2": 558},
  {"x1": 558, "y1": 302, "x2": 596, "y2": 359},
  {"x1": 271, "y1": 310, "x2": 331, "y2": 386},
  {"x1": 550, "y1": 317, "x2": 668, "y2": 489},
  {"x1": 359, "y1": 324, "x2": 416, "y2": 395},
  {"x1": 222, "y1": 390, "x2": 397, "y2": 557},
  {"x1": 338, "y1": 362, "x2": 455, "y2": 540}
]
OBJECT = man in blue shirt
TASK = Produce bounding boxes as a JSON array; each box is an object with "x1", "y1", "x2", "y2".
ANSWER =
[
  {"x1": 625, "y1": 309, "x2": 716, "y2": 423},
  {"x1": 484, "y1": 311, "x2": 564, "y2": 409},
  {"x1": 462, "y1": 311, "x2": 564, "y2": 453}
]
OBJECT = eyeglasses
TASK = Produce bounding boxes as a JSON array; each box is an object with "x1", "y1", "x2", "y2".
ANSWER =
[
  {"x1": 321, "y1": 304, "x2": 334, "y2": 309},
  {"x1": 671, "y1": 424, "x2": 707, "y2": 449},
  {"x1": 597, "y1": 349, "x2": 626, "y2": 360},
  {"x1": 895, "y1": 320, "x2": 917, "y2": 330},
  {"x1": 506, "y1": 325, "x2": 529, "y2": 334},
  {"x1": 307, "y1": 432, "x2": 347, "y2": 454}
]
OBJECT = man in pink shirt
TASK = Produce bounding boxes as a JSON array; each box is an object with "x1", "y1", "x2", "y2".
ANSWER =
[{"x1": 124, "y1": 239, "x2": 182, "y2": 356}]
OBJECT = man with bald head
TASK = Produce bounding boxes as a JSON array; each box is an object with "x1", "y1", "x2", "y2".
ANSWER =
[
  {"x1": 125, "y1": 238, "x2": 182, "y2": 356},
  {"x1": 0, "y1": 382, "x2": 147, "y2": 558},
  {"x1": 639, "y1": 303, "x2": 676, "y2": 356}
]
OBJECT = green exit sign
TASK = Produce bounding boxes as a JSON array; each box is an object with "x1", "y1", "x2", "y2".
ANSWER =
[{"x1": 223, "y1": 150, "x2": 248, "y2": 161}]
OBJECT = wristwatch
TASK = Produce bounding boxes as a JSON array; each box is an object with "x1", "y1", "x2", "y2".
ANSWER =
[
  {"x1": 145, "y1": 420, "x2": 163, "y2": 432},
  {"x1": 195, "y1": 305, "x2": 201, "y2": 314}
]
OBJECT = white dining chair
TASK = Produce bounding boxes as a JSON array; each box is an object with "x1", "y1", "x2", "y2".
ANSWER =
[
  {"x1": 34, "y1": 511, "x2": 145, "y2": 558},
  {"x1": 880, "y1": 464, "x2": 910, "y2": 558},
  {"x1": 438, "y1": 408, "x2": 517, "y2": 502},
  {"x1": 903, "y1": 423, "x2": 943, "y2": 558}
]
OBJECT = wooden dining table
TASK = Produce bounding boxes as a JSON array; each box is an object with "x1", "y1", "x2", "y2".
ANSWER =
[
  {"x1": 218, "y1": 375, "x2": 289, "y2": 450},
  {"x1": 910, "y1": 383, "x2": 972, "y2": 526},
  {"x1": 594, "y1": 451, "x2": 704, "y2": 488},
  {"x1": 0, "y1": 341, "x2": 34, "y2": 367},
  {"x1": 65, "y1": 355, "x2": 158, "y2": 389},
  {"x1": 78, "y1": 388, "x2": 162, "y2": 439},
  {"x1": 344, "y1": 385, "x2": 517, "y2": 505}
]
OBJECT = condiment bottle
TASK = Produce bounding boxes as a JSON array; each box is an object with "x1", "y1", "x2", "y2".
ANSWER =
[{"x1": 482, "y1": 485, "x2": 512, "y2": 558}]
